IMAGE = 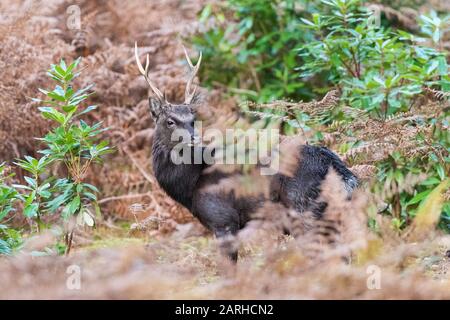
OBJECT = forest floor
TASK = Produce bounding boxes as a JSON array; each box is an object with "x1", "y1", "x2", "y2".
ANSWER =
[
  {"x1": 0, "y1": 0, "x2": 449, "y2": 299},
  {"x1": 1, "y1": 222, "x2": 450, "y2": 299}
]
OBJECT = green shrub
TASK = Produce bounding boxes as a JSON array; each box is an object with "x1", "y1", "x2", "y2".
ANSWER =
[
  {"x1": 15, "y1": 58, "x2": 113, "y2": 254},
  {"x1": 191, "y1": 0, "x2": 309, "y2": 102},
  {"x1": 298, "y1": 1, "x2": 449, "y2": 230},
  {"x1": 193, "y1": 0, "x2": 449, "y2": 231},
  {"x1": 0, "y1": 163, "x2": 22, "y2": 255},
  {"x1": 299, "y1": 1, "x2": 449, "y2": 117}
]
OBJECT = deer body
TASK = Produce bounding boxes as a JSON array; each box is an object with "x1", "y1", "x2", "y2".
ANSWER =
[
  {"x1": 152, "y1": 135, "x2": 258, "y2": 234},
  {"x1": 152, "y1": 135, "x2": 357, "y2": 261},
  {"x1": 270, "y1": 145, "x2": 357, "y2": 217},
  {"x1": 135, "y1": 43, "x2": 357, "y2": 261}
]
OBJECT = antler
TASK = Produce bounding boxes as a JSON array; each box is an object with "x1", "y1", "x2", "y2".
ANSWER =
[
  {"x1": 182, "y1": 45, "x2": 202, "y2": 104},
  {"x1": 134, "y1": 42, "x2": 164, "y2": 101}
]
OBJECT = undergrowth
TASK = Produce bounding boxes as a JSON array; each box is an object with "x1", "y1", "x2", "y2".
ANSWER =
[
  {"x1": 192, "y1": 0, "x2": 450, "y2": 231},
  {"x1": 1, "y1": 59, "x2": 112, "y2": 255}
]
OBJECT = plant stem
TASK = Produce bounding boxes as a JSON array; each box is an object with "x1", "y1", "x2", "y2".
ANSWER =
[
  {"x1": 35, "y1": 172, "x2": 43, "y2": 233},
  {"x1": 64, "y1": 230, "x2": 74, "y2": 256}
]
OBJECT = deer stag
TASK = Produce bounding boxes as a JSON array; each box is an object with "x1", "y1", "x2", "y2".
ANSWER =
[{"x1": 135, "y1": 42, "x2": 358, "y2": 261}]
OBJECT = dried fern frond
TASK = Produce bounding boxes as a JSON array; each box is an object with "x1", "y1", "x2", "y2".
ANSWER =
[
  {"x1": 244, "y1": 89, "x2": 341, "y2": 117},
  {"x1": 384, "y1": 111, "x2": 419, "y2": 124},
  {"x1": 246, "y1": 110, "x2": 290, "y2": 122},
  {"x1": 349, "y1": 164, "x2": 377, "y2": 180},
  {"x1": 423, "y1": 87, "x2": 450, "y2": 102},
  {"x1": 296, "y1": 169, "x2": 368, "y2": 262},
  {"x1": 343, "y1": 142, "x2": 396, "y2": 163},
  {"x1": 296, "y1": 89, "x2": 341, "y2": 115}
]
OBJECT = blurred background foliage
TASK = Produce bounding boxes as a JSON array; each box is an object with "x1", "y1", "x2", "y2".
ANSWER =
[{"x1": 191, "y1": 0, "x2": 450, "y2": 232}]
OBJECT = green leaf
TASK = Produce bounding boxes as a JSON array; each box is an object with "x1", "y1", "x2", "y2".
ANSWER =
[
  {"x1": 76, "y1": 105, "x2": 97, "y2": 117},
  {"x1": 425, "y1": 59, "x2": 439, "y2": 75},
  {"x1": 66, "y1": 57, "x2": 81, "y2": 74},
  {"x1": 436, "y1": 163, "x2": 445, "y2": 181},
  {"x1": 83, "y1": 183, "x2": 99, "y2": 193},
  {"x1": 432, "y1": 29, "x2": 440, "y2": 44},
  {"x1": 47, "y1": 91, "x2": 66, "y2": 102},
  {"x1": 300, "y1": 18, "x2": 315, "y2": 27},
  {"x1": 24, "y1": 176, "x2": 37, "y2": 188},
  {"x1": 46, "y1": 190, "x2": 72, "y2": 213},
  {"x1": 60, "y1": 59, "x2": 67, "y2": 71},
  {"x1": 421, "y1": 177, "x2": 441, "y2": 186},
  {"x1": 407, "y1": 190, "x2": 432, "y2": 206},
  {"x1": 38, "y1": 107, "x2": 66, "y2": 125},
  {"x1": 24, "y1": 203, "x2": 39, "y2": 218},
  {"x1": 199, "y1": 3, "x2": 212, "y2": 23},
  {"x1": 0, "y1": 239, "x2": 12, "y2": 255},
  {"x1": 62, "y1": 104, "x2": 77, "y2": 113},
  {"x1": 38, "y1": 190, "x2": 51, "y2": 198},
  {"x1": 373, "y1": 75, "x2": 385, "y2": 88},
  {"x1": 68, "y1": 195, "x2": 81, "y2": 215},
  {"x1": 82, "y1": 192, "x2": 97, "y2": 201}
]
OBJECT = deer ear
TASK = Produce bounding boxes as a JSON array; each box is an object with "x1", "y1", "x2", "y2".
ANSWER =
[{"x1": 149, "y1": 97, "x2": 163, "y2": 119}]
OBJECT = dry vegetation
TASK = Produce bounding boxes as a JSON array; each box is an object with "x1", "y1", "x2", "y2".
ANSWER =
[{"x1": 0, "y1": 0, "x2": 449, "y2": 299}]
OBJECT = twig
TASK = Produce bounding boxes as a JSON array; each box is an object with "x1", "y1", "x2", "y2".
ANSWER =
[
  {"x1": 98, "y1": 192, "x2": 152, "y2": 204},
  {"x1": 121, "y1": 128, "x2": 153, "y2": 146},
  {"x1": 124, "y1": 147, "x2": 156, "y2": 184},
  {"x1": 123, "y1": 147, "x2": 164, "y2": 222}
]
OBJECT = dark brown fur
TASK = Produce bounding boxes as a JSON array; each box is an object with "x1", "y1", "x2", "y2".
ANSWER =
[{"x1": 149, "y1": 98, "x2": 358, "y2": 261}]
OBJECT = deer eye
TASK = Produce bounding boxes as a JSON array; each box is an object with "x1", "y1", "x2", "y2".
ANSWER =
[{"x1": 166, "y1": 119, "x2": 175, "y2": 127}]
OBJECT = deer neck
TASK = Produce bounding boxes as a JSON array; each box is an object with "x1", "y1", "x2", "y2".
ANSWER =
[{"x1": 152, "y1": 139, "x2": 204, "y2": 210}]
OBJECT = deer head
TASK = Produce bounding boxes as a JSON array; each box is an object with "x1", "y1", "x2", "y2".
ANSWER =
[{"x1": 135, "y1": 42, "x2": 202, "y2": 148}]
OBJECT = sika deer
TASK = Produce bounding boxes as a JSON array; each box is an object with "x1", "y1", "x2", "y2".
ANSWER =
[{"x1": 134, "y1": 43, "x2": 358, "y2": 261}]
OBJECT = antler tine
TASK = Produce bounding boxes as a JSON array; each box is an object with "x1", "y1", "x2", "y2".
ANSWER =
[
  {"x1": 134, "y1": 42, "x2": 164, "y2": 101},
  {"x1": 182, "y1": 45, "x2": 202, "y2": 104}
]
